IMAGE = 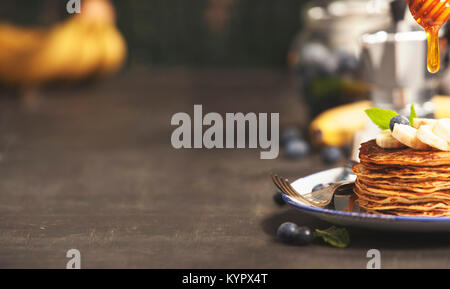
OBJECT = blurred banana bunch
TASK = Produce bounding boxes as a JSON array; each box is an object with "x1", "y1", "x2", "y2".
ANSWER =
[
  {"x1": 310, "y1": 100, "x2": 371, "y2": 147},
  {"x1": 310, "y1": 96, "x2": 450, "y2": 147},
  {"x1": 0, "y1": 0, "x2": 126, "y2": 86}
]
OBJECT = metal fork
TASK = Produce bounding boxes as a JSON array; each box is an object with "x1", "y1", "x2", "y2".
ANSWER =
[{"x1": 272, "y1": 174, "x2": 354, "y2": 208}]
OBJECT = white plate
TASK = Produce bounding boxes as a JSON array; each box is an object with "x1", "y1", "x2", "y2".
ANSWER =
[{"x1": 283, "y1": 167, "x2": 450, "y2": 232}]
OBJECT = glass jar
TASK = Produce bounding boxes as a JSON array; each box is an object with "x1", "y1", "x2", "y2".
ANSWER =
[{"x1": 289, "y1": 0, "x2": 391, "y2": 118}]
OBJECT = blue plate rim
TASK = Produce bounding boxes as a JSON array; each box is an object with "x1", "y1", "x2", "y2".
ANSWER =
[{"x1": 283, "y1": 192, "x2": 450, "y2": 223}]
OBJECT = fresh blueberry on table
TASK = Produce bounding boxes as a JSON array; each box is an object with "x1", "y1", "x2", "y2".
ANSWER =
[
  {"x1": 296, "y1": 226, "x2": 314, "y2": 245},
  {"x1": 321, "y1": 146, "x2": 343, "y2": 164},
  {"x1": 273, "y1": 189, "x2": 285, "y2": 206},
  {"x1": 277, "y1": 222, "x2": 313, "y2": 246},
  {"x1": 281, "y1": 127, "x2": 302, "y2": 145},
  {"x1": 277, "y1": 222, "x2": 299, "y2": 243},
  {"x1": 285, "y1": 139, "x2": 310, "y2": 159},
  {"x1": 389, "y1": 115, "x2": 409, "y2": 132}
]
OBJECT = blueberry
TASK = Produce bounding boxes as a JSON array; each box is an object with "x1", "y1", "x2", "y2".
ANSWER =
[
  {"x1": 281, "y1": 127, "x2": 302, "y2": 145},
  {"x1": 273, "y1": 189, "x2": 285, "y2": 206},
  {"x1": 389, "y1": 115, "x2": 409, "y2": 132},
  {"x1": 277, "y1": 222, "x2": 313, "y2": 246},
  {"x1": 296, "y1": 226, "x2": 314, "y2": 245},
  {"x1": 321, "y1": 146, "x2": 343, "y2": 164},
  {"x1": 277, "y1": 222, "x2": 299, "y2": 244},
  {"x1": 285, "y1": 139, "x2": 310, "y2": 159}
]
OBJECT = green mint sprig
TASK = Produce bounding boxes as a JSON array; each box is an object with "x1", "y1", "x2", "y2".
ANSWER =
[
  {"x1": 409, "y1": 104, "x2": 417, "y2": 126},
  {"x1": 365, "y1": 104, "x2": 417, "y2": 130},
  {"x1": 364, "y1": 107, "x2": 398, "y2": 130},
  {"x1": 314, "y1": 226, "x2": 350, "y2": 248}
]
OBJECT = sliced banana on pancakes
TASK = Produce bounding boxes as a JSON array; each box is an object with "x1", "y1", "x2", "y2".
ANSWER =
[
  {"x1": 432, "y1": 119, "x2": 450, "y2": 143},
  {"x1": 376, "y1": 129, "x2": 406, "y2": 149},
  {"x1": 392, "y1": 124, "x2": 430, "y2": 150},
  {"x1": 412, "y1": 118, "x2": 437, "y2": 129},
  {"x1": 417, "y1": 125, "x2": 450, "y2": 151},
  {"x1": 378, "y1": 118, "x2": 450, "y2": 151}
]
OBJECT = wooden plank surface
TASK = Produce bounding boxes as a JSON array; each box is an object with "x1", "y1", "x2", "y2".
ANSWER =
[{"x1": 1, "y1": 68, "x2": 450, "y2": 268}]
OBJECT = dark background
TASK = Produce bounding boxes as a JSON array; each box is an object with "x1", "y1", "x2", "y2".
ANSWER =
[{"x1": 0, "y1": 0, "x2": 308, "y2": 68}]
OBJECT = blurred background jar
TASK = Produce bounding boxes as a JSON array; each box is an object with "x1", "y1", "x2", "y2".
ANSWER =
[{"x1": 288, "y1": 0, "x2": 391, "y2": 118}]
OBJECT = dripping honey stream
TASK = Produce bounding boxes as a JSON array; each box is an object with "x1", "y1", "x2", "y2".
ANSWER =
[{"x1": 406, "y1": 0, "x2": 450, "y2": 73}]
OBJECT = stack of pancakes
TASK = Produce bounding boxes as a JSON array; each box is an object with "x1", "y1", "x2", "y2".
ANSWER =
[{"x1": 353, "y1": 140, "x2": 450, "y2": 216}]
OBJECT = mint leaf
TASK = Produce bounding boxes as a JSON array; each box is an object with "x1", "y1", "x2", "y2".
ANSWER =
[
  {"x1": 409, "y1": 104, "x2": 417, "y2": 127},
  {"x1": 314, "y1": 226, "x2": 350, "y2": 248},
  {"x1": 365, "y1": 108, "x2": 398, "y2": 130}
]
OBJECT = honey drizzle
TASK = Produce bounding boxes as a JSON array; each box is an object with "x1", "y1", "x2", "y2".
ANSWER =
[
  {"x1": 406, "y1": 0, "x2": 450, "y2": 73},
  {"x1": 426, "y1": 26, "x2": 440, "y2": 73}
]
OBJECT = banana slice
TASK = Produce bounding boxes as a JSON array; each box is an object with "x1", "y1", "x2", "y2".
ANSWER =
[
  {"x1": 412, "y1": 118, "x2": 437, "y2": 129},
  {"x1": 417, "y1": 125, "x2": 450, "y2": 151},
  {"x1": 392, "y1": 124, "x2": 430, "y2": 150},
  {"x1": 376, "y1": 130, "x2": 406, "y2": 149},
  {"x1": 432, "y1": 118, "x2": 450, "y2": 143}
]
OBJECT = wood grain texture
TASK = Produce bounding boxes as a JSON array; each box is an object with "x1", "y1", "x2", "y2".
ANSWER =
[{"x1": 0, "y1": 69, "x2": 450, "y2": 268}]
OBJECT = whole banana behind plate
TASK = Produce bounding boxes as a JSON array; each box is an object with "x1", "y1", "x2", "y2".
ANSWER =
[{"x1": 310, "y1": 101, "x2": 371, "y2": 147}]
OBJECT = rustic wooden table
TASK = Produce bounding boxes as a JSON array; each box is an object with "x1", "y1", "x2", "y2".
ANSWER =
[{"x1": 0, "y1": 68, "x2": 450, "y2": 269}]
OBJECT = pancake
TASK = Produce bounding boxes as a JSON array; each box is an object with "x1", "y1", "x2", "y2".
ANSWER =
[
  {"x1": 355, "y1": 179, "x2": 450, "y2": 199},
  {"x1": 364, "y1": 209, "x2": 450, "y2": 217},
  {"x1": 354, "y1": 185, "x2": 450, "y2": 204},
  {"x1": 356, "y1": 178, "x2": 450, "y2": 193},
  {"x1": 359, "y1": 140, "x2": 450, "y2": 166},
  {"x1": 358, "y1": 162, "x2": 450, "y2": 172},
  {"x1": 352, "y1": 139, "x2": 450, "y2": 217},
  {"x1": 356, "y1": 198, "x2": 450, "y2": 212},
  {"x1": 353, "y1": 163, "x2": 450, "y2": 180}
]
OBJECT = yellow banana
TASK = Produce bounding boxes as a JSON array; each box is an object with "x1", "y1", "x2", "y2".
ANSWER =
[
  {"x1": 433, "y1": 96, "x2": 450, "y2": 118},
  {"x1": 310, "y1": 100, "x2": 371, "y2": 146},
  {"x1": 0, "y1": 23, "x2": 43, "y2": 84},
  {"x1": 98, "y1": 24, "x2": 127, "y2": 76},
  {"x1": 0, "y1": 23, "x2": 42, "y2": 54},
  {"x1": 25, "y1": 18, "x2": 82, "y2": 84},
  {"x1": 0, "y1": 0, "x2": 127, "y2": 87},
  {"x1": 59, "y1": 21, "x2": 103, "y2": 80}
]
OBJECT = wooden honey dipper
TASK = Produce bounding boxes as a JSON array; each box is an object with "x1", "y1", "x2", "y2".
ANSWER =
[{"x1": 406, "y1": 0, "x2": 450, "y2": 73}]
